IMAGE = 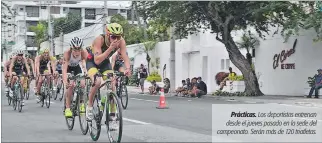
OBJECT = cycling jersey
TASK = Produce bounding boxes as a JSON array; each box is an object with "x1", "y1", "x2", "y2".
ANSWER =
[
  {"x1": 39, "y1": 56, "x2": 56, "y2": 74},
  {"x1": 86, "y1": 34, "x2": 118, "y2": 78},
  {"x1": 12, "y1": 60, "x2": 25, "y2": 75},
  {"x1": 67, "y1": 52, "x2": 82, "y2": 76}
]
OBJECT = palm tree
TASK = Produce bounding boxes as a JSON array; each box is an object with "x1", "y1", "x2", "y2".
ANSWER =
[
  {"x1": 29, "y1": 22, "x2": 48, "y2": 53},
  {"x1": 134, "y1": 40, "x2": 158, "y2": 74},
  {"x1": 236, "y1": 31, "x2": 260, "y2": 65}
]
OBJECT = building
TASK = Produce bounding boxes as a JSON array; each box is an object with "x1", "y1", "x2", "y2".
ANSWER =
[{"x1": 9, "y1": 1, "x2": 136, "y2": 55}]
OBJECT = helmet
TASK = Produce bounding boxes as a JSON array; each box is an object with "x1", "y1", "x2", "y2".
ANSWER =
[
  {"x1": 70, "y1": 37, "x2": 83, "y2": 49},
  {"x1": 40, "y1": 47, "x2": 50, "y2": 55},
  {"x1": 16, "y1": 50, "x2": 24, "y2": 55},
  {"x1": 106, "y1": 23, "x2": 123, "y2": 36}
]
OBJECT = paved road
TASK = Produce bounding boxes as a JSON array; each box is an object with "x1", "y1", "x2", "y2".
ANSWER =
[{"x1": 2, "y1": 82, "x2": 322, "y2": 142}]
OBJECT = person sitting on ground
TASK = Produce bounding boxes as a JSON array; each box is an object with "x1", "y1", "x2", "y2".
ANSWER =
[
  {"x1": 148, "y1": 80, "x2": 161, "y2": 95},
  {"x1": 307, "y1": 68, "x2": 322, "y2": 98},
  {"x1": 195, "y1": 77, "x2": 207, "y2": 98},
  {"x1": 163, "y1": 78, "x2": 170, "y2": 93},
  {"x1": 187, "y1": 77, "x2": 198, "y2": 97},
  {"x1": 219, "y1": 67, "x2": 236, "y2": 90},
  {"x1": 175, "y1": 80, "x2": 187, "y2": 96}
]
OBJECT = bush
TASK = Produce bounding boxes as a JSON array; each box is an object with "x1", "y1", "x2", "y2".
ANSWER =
[
  {"x1": 129, "y1": 67, "x2": 139, "y2": 86},
  {"x1": 230, "y1": 75, "x2": 244, "y2": 81},
  {"x1": 146, "y1": 71, "x2": 162, "y2": 82}
]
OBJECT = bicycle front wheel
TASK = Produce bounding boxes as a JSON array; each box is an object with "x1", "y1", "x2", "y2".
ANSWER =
[
  {"x1": 45, "y1": 86, "x2": 51, "y2": 108},
  {"x1": 17, "y1": 84, "x2": 24, "y2": 112},
  {"x1": 89, "y1": 92, "x2": 102, "y2": 141},
  {"x1": 120, "y1": 85, "x2": 128, "y2": 109},
  {"x1": 106, "y1": 92, "x2": 123, "y2": 143},
  {"x1": 64, "y1": 96, "x2": 75, "y2": 130},
  {"x1": 78, "y1": 89, "x2": 88, "y2": 135}
]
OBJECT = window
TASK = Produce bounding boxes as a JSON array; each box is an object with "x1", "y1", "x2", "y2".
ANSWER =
[
  {"x1": 120, "y1": 9, "x2": 126, "y2": 13},
  {"x1": 8, "y1": 24, "x2": 11, "y2": 26},
  {"x1": 69, "y1": 8, "x2": 81, "y2": 15},
  {"x1": 65, "y1": 1, "x2": 77, "y2": 4},
  {"x1": 226, "y1": 59, "x2": 230, "y2": 70},
  {"x1": 63, "y1": 7, "x2": 68, "y2": 14},
  {"x1": 126, "y1": 9, "x2": 132, "y2": 20},
  {"x1": 20, "y1": 7, "x2": 24, "y2": 11},
  {"x1": 85, "y1": 9, "x2": 95, "y2": 20},
  {"x1": 221, "y1": 59, "x2": 225, "y2": 70},
  {"x1": 50, "y1": 6, "x2": 60, "y2": 14},
  {"x1": 26, "y1": 21, "x2": 38, "y2": 32},
  {"x1": 26, "y1": 6, "x2": 39, "y2": 17},
  {"x1": 85, "y1": 23, "x2": 95, "y2": 27},
  {"x1": 26, "y1": 36, "x2": 36, "y2": 47},
  {"x1": 41, "y1": 6, "x2": 46, "y2": 9},
  {"x1": 108, "y1": 9, "x2": 118, "y2": 16}
]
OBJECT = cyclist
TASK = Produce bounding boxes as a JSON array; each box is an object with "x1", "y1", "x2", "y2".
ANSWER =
[
  {"x1": 22, "y1": 53, "x2": 35, "y2": 91},
  {"x1": 49, "y1": 57, "x2": 58, "y2": 92},
  {"x1": 9, "y1": 50, "x2": 31, "y2": 105},
  {"x1": 55, "y1": 55, "x2": 63, "y2": 94},
  {"x1": 85, "y1": 23, "x2": 131, "y2": 126},
  {"x1": 4, "y1": 53, "x2": 14, "y2": 94},
  {"x1": 34, "y1": 47, "x2": 57, "y2": 100},
  {"x1": 62, "y1": 37, "x2": 88, "y2": 117},
  {"x1": 111, "y1": 49, "x2": 130, "y2": 86}
]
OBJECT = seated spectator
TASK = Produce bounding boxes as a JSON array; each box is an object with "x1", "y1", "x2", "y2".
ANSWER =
[
  {"x1": 148, "y1": 80, "x2": 161, "y2": 95},
  {"x1": 196, "y1": 77, "x2": 207, "y2": 98},
  {"x1": 163, "y1": 78, "x2": 170, "y2": 93},
  {"x1": 219, "y1": 67, "x2": 236, "y2": 90},
  {"x1": 175, "y1": 80, "x2": 187, "y2": 96},
  {"x1": 308, "y1": 68, "x2": 322, "y2": 98},
  {"x1": 187, "y1": 77, "x2": 198, "y2": 97}
]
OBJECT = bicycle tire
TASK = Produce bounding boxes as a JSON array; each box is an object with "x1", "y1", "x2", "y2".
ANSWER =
[
  {"x1": 59, "y1": 84, "x2": 64, "y2": 101},
  {"x1": 17, "y1": 84, "x2": 24, "y2": 112},
  {"x1": 25, "y1": 89, "x2": 30, "y2": 100},
  {"x1": 45, "y1": 82, "x2": 51, "y2": 108},
  {"x1": 12, "y1": 86, "x2": 17, "y2": 110},
  {"x1": 64, "y1": 95, "x2": 75, "y2": 130},
  {"x1": 89, "y1": 92, "x2": 102, "y2": 141},
  {"x1": 78, "y1": 89, "x2": 89, "y2": 135},
  {"x1": 7, "y1": 92, "x2": 12, "y2": 105},
  {"x1": 120, "y1": 85, "x2": 129, "y2": 109},
  {"x1": 106, "y1": 92, "x2": 123, "y2": 143}
]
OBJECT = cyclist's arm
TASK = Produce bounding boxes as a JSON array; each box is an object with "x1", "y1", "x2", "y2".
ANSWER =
[
  {"x1": 9, "y1": 56, "x2": 16, "y2": 76},
  {"x1": 62, "y1": 51, "x2": 70, "y2": 85},
  {"x1": 23, "y1": 57, "x2": 31, "y2": 75},
  {"x1": 93, "y1": 36, "x2": 114, "y2": 65},
  {"x1": 81, "y1": 49, "x2": 87, "y2": 73},
  {"x1": 47, "y1": 62, "x2": 52, "y2": 74},
  {"x1": 4, "y1": 61, "x2": 8, "y2": 72},
  {"x1": 29, "y1": 59, "x2": 35, "y2": 75},
  {"x1": 111, "y1": 53, "x2": 117, "y2": 70},
  {"x1": 119, "y1": 39, "x2": 130, "y2": 70},
  {"x1": 51, "y1": 57, "x2": 57, "y2": 72},
  {"x1": 35, "y1": 56, "x2": 40, "y2": 76}
]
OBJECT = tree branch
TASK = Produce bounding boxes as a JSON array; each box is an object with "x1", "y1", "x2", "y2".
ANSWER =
[
  {"x1": 216, "y1": 33, "x2": 223, "y2": 43},
  {"x1": 223, "y1": 15, "x2": 234, "y2": 43}
]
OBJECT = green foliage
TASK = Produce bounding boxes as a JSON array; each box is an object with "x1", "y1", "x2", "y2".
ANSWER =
[
  {"x1": 129, "y1": 67, "x2": 139, "y2": 85},
  {"x1": 146, "y1": 71, "x2": 162, "y2": 82},
  {"x1": 53, "y1": 13, "x2": 82, "y2": 37},
  {"x1": 29, "y1": 21, "x2": 48, "y2": 52},
  {"x1": 230, "y1": 75, "x2": 244, "y2": 81},
  {"x1": 307, "y1": 74, "x2": 317, "y2": 87},
  {"x1": 236, "y1": 32, "x2": 260, "y2": 53}
]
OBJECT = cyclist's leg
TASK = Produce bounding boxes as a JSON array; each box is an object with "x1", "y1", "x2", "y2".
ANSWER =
[
  {"x1": 10, "y1": 72, "x2": 18, "y2": 89},
  {"x1": 65, "y1": 79, "x2": 75, "y2": 117},
  {"x1": 86, "y1": 61, "x2": 101, "y2": 120},
  {"x1": 74, "y1": 65, "x2": 86, "y2": 113}
]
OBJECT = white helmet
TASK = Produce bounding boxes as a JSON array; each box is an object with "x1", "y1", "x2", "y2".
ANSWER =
[
  {"x1": 70, "y1": 37, "x2": 83, "y2": 49},
  {"x1": 16, "y1": 50, "x2": 24, "y2": 55}
]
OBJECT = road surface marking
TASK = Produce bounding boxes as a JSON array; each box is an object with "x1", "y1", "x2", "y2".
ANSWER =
[
  {"x1": 130, "y1": 98, "x2": 158, "y2": 103},
  {"x1": 123, "y1": 118, "x2": 152, "y2": 125}
]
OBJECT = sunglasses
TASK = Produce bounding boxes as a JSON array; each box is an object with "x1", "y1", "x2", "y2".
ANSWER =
[
  {"x1": 17, "y1": 54, "x2": 23, "y2": 56},
  {"x1": 110, "y1": 35, "x2": 121, "y2": 40}
]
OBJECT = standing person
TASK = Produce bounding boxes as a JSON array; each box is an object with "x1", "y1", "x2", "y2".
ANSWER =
[
  {"x1": 138, "y1": 63, "x2": 148, "y2": 94},
  {"x1": 85, "y1": 22, "x2": 131, "y2": 129},
  {"x1": 62, "y1": 37, "x2": 87, "y2": 117},
  {"x1": 307, "y1": 68, "x2": 322, "y2": 98}
]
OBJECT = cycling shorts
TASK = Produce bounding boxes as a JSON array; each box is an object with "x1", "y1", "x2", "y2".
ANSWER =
[
  {"x1": 86, "y1": 51, "x2": 113, "y2": 80},
  {"x1": 67, "y1": 65, "x2": 82, "y2": 76},
  {"x1": 114, "y1": 61, "x2": 125, "y2": 72},
  {"x1": 57, "y1": 70, "x2": 62, "y2": 74}
]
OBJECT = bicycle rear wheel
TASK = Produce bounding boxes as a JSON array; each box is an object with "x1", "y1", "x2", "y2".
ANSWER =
[
  {"x1": 45, "y1": 84, "x2": 51, "y2": 108},
  {"x1": 89, "y1": 93, "x2": 102, "y2": 141},
  {"x1": 78, "y1": 89, "x2": 89, "y2": 135},
  {"x1": 59, "y1": 84, "x2": 64, "y2": 101},
  {"x1": 12, "y1": 88, "x2": 17, "y2": 110},
  {"x1": 106, "y1": 92, "x2": 123, "y2": 143},
  {"x1": 120, "y1": 85, "x2": 128, "y2": 109}
]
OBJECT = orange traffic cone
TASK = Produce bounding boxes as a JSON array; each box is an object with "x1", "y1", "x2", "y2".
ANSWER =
[{"x1": 156, "y1": 88, "x2": 169, "y2": 109}]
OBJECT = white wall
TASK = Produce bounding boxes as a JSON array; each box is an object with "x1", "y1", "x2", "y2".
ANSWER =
[{"x1": 255, "y1": 29, "x2": 322, "y2": 96}]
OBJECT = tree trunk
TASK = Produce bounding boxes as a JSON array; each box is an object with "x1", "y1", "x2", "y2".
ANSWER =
[{"x1": 223, "y1": 34, "x2": 263, "y2": 96}]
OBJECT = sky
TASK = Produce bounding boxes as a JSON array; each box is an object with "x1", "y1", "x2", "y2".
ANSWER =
[{"x1": 79, "y1": 1, "x2": 131, "y2": 8}]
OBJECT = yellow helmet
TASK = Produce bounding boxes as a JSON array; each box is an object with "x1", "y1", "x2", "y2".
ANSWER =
[
  {"x1": 40, "y1": 47, "x2": 50, "y2": 55},
  {"x1": 106, "y1": 23, "x2": 123, "y2": 36}
]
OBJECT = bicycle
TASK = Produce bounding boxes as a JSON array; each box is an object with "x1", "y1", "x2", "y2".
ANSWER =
[
  {"x1": 38, "y1": 74, "x2": 53, "y2": 108},
  {"x1": 55, "y1": 74, "x2": 64, "y2": 101},
  {"x1": 5, "y1": 77, "x2": 12, "y2": 106},
  {"x1": 22, "y1": 74, "x2": 31, "y2": 100},
  {"x1": 11, "y1": 75, "x2": 24, "y2": 112},
  {"x1": 115, "y1": 74, "x2": 129, "y2": 109},
  {"x1": 88, "y1": 72, "x2": 124, "y2": 142},
  {"x1": 63, "y1": 72, "x2": 89, "y2": 135}
]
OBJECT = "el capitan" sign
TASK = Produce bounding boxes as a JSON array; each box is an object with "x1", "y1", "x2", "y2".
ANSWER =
[{"x1": 272, "y1": 39, "x2": 297, "y2": 70}]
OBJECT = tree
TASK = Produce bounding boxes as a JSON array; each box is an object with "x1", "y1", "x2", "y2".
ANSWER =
[
  {"x1": 53, "y1": 12, "x2": 82, "y2": 37},
  {"x1": 236, "y1": 31, "x2": 259, "y2": 65},
  {"x1": 1, "y1": 1, "x2": 13, "y2": 24},
  {"x1": 29, "y1": 21, "x2": 48, "y2": 53},
  {"x1": 134, "y1": 40, "x2": 158, "y2": 74},
  {"x1": 136, "y1": 1, "x2": 316, "y2": 96}
]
